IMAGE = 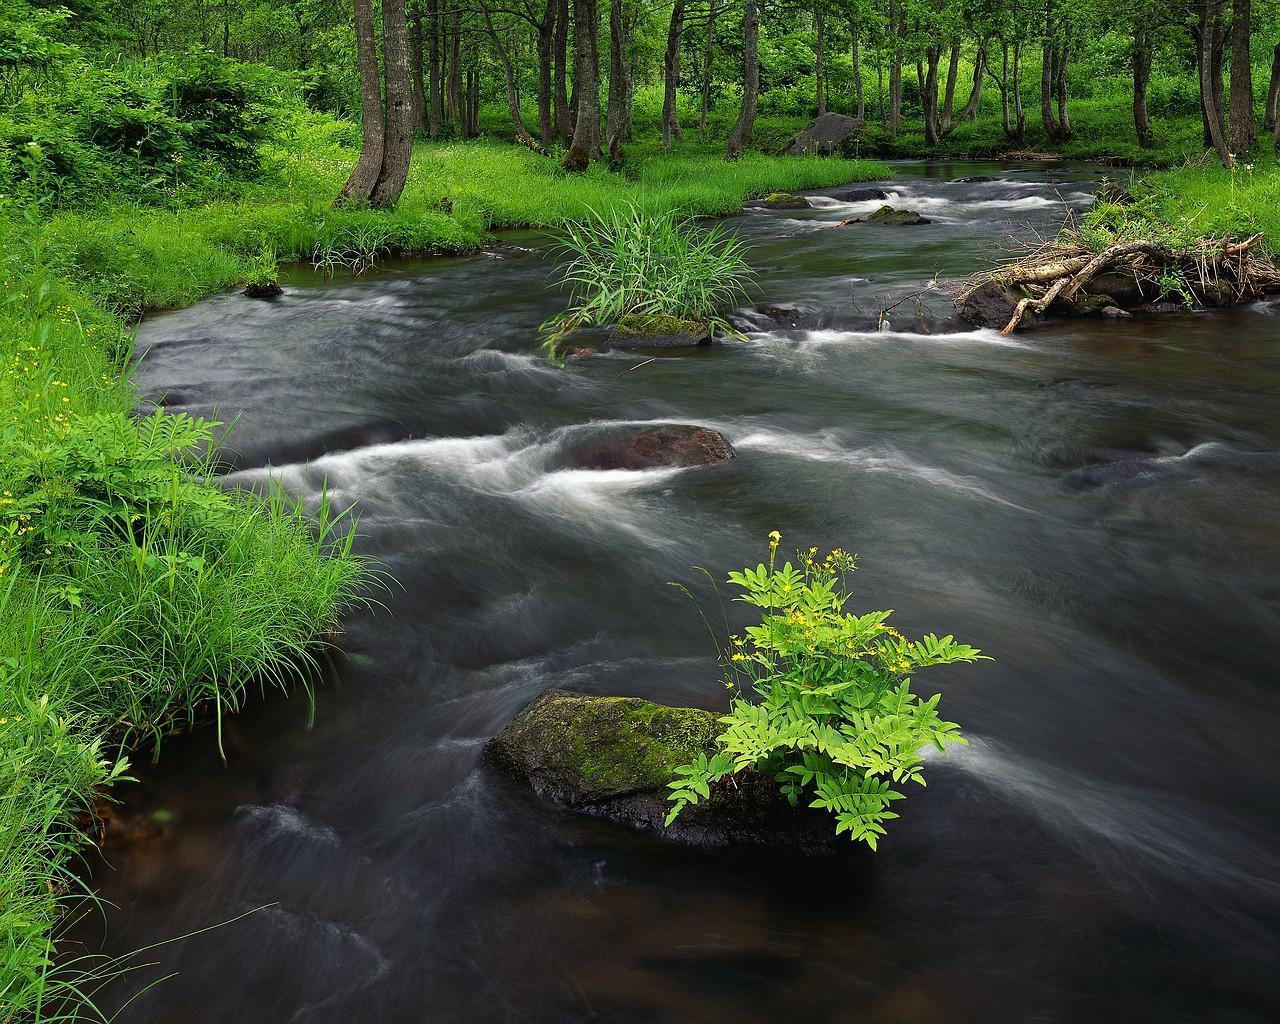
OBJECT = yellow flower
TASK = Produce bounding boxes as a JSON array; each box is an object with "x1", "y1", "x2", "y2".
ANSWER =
[{"x1": 768, "y1": 530, "x2": 781, "y2": 543}]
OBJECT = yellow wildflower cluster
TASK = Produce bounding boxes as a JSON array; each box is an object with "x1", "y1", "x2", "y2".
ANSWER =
[{"x1": 0, "y1": 715, "x2": 23, "y2": 726}]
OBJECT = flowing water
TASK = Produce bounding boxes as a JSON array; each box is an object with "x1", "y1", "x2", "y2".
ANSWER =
[{"x1": 80, "y1": 163, "x2": 1280, "y2": 1023}]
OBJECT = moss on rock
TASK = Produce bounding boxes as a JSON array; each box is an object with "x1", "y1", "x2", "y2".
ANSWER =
[
  {"x1": 485, "y1": 689, "x2": 836, "y2": 852},
  {"x1": 760, "y1": 192, "x2": 810, "y2": 210}
]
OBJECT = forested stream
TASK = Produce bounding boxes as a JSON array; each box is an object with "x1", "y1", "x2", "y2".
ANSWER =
[{"x1": 81, "y1": 163, "x2": 1280, "y2": 1023}]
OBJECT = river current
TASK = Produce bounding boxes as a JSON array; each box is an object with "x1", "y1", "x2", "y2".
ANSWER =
[{"x1": 81, "y1": 163, "x2": 1280, "y2": 1023}]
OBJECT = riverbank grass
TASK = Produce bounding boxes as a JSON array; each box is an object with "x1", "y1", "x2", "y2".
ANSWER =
[
  {"x1": 0, "y1": 237, "x2": 369, "y2": 1018},
  {"x1": 38, "y1": 112, "x2": 889, "y2": 315}
]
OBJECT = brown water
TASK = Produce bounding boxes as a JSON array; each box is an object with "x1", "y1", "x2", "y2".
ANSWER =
[{"x1": 77, "y1": 163, "x2": 1280, "y2": 1023}]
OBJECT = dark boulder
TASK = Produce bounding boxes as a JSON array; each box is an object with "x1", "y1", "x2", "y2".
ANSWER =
[
  {"x1": 243, "y1": 283, "x2": 283, "y2": 299},
  {"x1": 843, "y1": 205, "x2": 931, "y2": 226},
  {"x1": 759, "y1": 192, "x2": 810, "y2": 210},
  {"x1": 952, "y1": 175, "x2": 996, "y2": 183},
  {"x1": 567, "y1": 424, "x2": 735, "y2": 471},
  {"x1": 783, "y1": 112, "x2": 866, "y2": 156},
  {"x1": 834, "y1": 187, "x2": 890, "y2": 202},
  {"x1": 956, "y1": 281, "x2": 1022, "y2": 329},
  {"x1": 1086, "y1": 271, "x2": 1148, "y2": 307},
  {"x1": 608, "y1": 314, "x2": 712, "y2": 349},
  {"x1": 485, "y1": 689, "x2": 836, "y2": 851}
]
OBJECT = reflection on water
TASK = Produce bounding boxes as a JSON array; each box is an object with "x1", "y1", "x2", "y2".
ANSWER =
[{"x1": 78, "y1": 163, "x2": 1280, "y2": 1023}]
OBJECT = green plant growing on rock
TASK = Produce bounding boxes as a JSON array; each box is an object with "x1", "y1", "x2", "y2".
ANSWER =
[
  {"x1": 666, "y1": 532, "x2": 985, "y2": 849},
  {"x1": 540, "y1": 204, "x2": 754, "y2": 356}
]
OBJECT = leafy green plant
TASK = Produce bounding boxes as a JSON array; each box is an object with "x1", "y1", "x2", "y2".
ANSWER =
[
  {"x1": 540, "y1": 204, "x2": 754, "y2": 354},
  {"x1": 311, "y1": 223, "x2": 391, "y2": 277},
  {"x1": 666, "y1": 532, "x2": 985, "y2": 849}
]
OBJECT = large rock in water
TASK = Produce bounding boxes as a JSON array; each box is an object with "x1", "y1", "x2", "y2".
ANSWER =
[
  {"x1": 567, "y1": 424, "x2": 734, "y2": 470},
  {"x1": 784, "y1": 112, "x2": 866, "y2": 156},
  {"x1": 485, "y1": 690, "x2": 835, "y2": 851},
  {"x1": 956, "y1": 280, "x2": 1022, "y2": 329}
]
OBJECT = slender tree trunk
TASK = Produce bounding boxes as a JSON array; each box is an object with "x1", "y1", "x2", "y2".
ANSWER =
[
  {"x1": 428, "y1": 0, "x2": 442, "y2": 136},
  {"x1": 700, "y1": 0, "x2": 718, "y2": 135},
  {"x1": 814, "y1": 6, "x2": 826, "y2": 115},
  {"x1": 482, "y1": 2, "x2": 539, "y2": 147},
  {"x1": 663, "y1": 0, "x2": 686, "y2": 149},
  {"x1": 537, "y1": 0, "x2": 555, "y2": 146},
  {"x1": 957, "y1": 41, "x2": 985, "y2": 125},
  {"x1": 606, "y1": 0, "x2": 633, "y2": 161},
  {"x1": 992, "y1": 40, "x2": 1011, "y2": 135},
  {"x1": 1228, "y1": 0, "x2": 1254, "y2": 155},
  {"x1": 725, "y1": 0, "x2": 758, "y2": 159},
  {"x1": 554, "y1": 0, "x2": 573, "y2": 142},
  {"x1": 448, "y1": 13, "x2": 461, "y2": 131},
  {"x1": 1133, "y1": 27, "x2": 1153, "y2": 148},
  {"x1": 850, "y1": 17, "x2": 864, "y2": 120},
  {"x1": 370, "y1": 0, "x2": 414, "y2": 206},
  {"x1": 877, "y1": 40, "x2": 885, "y2": 128},
  {"x1": 1055, "y1": 27, "x2": 1071, "y2": 137},
  {"x1": 564, "y1": 0, "x2": 600, "y2": 169},
  {"x1": 922, "y1": 45, "x2": 941, "y2": 145},
  {"x1": 1198, "y1": 0, "x2": 1234, "y2": 164},
  {"x1": 338, "y1": 0, "x2": 384, "y2": 203},
  {"x1": 1012, "y1": 39, "x2": 1025, "y2": 137},
  {"x1": 888, "y1": 0, "x2": 901, "y2": 134},
  {"x1": 940, "y1": 39, "x2": 960, "y2": 127},
  {"x1": 1264, "y1": 42, "x2": 1280, "y2": 133},
  {"x1": 408, "y1": 7, "x2": 426, "y2": 130},
  {"x1": 469, "y1": 65, "x2": 480, "y2": 136},
  {"x1": 1041, "y1": 41, "x2": 1061, "y2": 141}
]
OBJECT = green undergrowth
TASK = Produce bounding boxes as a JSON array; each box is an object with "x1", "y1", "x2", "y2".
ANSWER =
[
  {"x1": 27, "y1": 109, "x2": 888, "y2": 317},
  {"x1": 0, "y1": 229, "x2": 369, "y2": 1018}
]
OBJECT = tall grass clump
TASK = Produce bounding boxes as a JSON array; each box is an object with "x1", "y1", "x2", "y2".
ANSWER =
[{"x1": 541, "y1": 205, "x2": 755, "y2": 353}]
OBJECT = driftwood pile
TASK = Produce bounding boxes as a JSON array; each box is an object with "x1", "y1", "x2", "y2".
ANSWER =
[{"x1": 954, "y1": 229, "x2": 1280, "y2": 333}]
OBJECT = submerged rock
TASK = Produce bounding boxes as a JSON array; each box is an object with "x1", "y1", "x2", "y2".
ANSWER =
[
  {"x1": 952, "y1": 175, "x2": 996, "y2": 183},
  {"x1": 834, "y1": 187, "x2": 890, "y2": 202},
  {"x1": 485, "y1": 690, "x2": 835, "y2": 851},
  {"x1": 783, "y1": 112, "x2": 866, "y2": 156},
  {"x1": 759, "y1": 192, "x2": 811, "y2": 210},
  {"x1": 567, "y1": 424, "x2": 734, "y2": 471},
  {"x1": 608, "y1": 314, "x2": 712, "y2": 349}
]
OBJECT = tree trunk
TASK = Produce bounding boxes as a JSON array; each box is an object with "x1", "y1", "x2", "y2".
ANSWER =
[
  {"x1": 1265, "y1": 42, "x2": 1280, "y2": 133},
  {"x1": 1133, "y1": 27, "x2": 1153, "y2": 148},
  {"x1": 663, "y1": 0, "x2": 686, "y2": 149},
  {"x1": 469, "y1": 66, "x2": 480, "y2": 136},
  {"x1": 700, "y1": 0, "x2": 718, "y2": 136},
  {"x1": 922, "y1": 45, "x2": 941, "y2": 145},
  {"x1": 338, "y1": 0, "x2": 384, "y2": 203},
  {"x1": 408, "y1": 7, "x2": 426, "y2": 131},
  {"x1": 564, "y1": 0, "x2": 600, "y2": 169},
  {"x1": 370, "y1": 0, "x2": 414, "y2": 206},
  {"x1": 877, "y1": 42, "x2": 885, "y2": 128},
  {"x1": 1228, "y1": 0, "x2": 1254, "y2": 155},
  {"x1": 1055, "y1": 27, "x2": 1071, "y2": 138},
  {"x1": 888, "y1": 0, "x2": 901, "y2": 134},
  {"x1": 1012, "y1": 39, "x2": 1025, "y2": 138},
  {"x1": 537, "y1": 0, "x2": 556, "y2": 147},
  {"x1": 724, "y1": 0, "x2": 758, "y2": 159},
  {"x1": 992, "y1": 40, "x2": 1011, "y2": 136},
  {"x1": 447, "y1": 13, "x2": 461, "y2": 126},
  {"x1": 483, "y1": 2, "x2": 539, "y2": 147},
  {"x1": 956, "y1": 42, "x2": 985, "y2": 125},
  {"x1": 606, "y1": 0, "x2": 633, "y2": 162},
  {"x1": 1041, "y1": 42, "x2": 1061, "y2": 141},
  {"x1": 814, "y1": 6, "x2": 826, "y2": 115},
  {"x1": 940, "y1": 39, "x2": 960, "y2": 127},
  {"x1": 428, "y1": 0, "x2": 442, "y2": 137},
  {"x1": 554, "y1": 0, "x2": 573, "y2": 143},
  {"x1": 850, "y1": 17, "x2": 864, "y2": 120},
  {"x1": 1198, "y1": 0, "x2": 1234, "y2": 164}
]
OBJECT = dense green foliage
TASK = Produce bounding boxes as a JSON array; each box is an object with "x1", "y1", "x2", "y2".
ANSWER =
[{"x1": 667, "y1": 535, "x2": 983, "y2": 848}]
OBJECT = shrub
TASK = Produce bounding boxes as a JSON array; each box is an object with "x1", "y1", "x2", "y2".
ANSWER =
[
  {"x1": 541, "y1": 204, "x2": 754, "y2": 352},
  {"x1": 666, "y1": 533, "x2": 984, "y2": 849}
]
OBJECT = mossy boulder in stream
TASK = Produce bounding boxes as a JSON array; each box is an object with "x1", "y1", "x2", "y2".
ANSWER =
[
  {"x1": 567, "y1": 424, "x2": 734, "y2": 471},
  {"x1": 608, "y1": 313, "x2": 712, "y2": 349},
  {"x1": 485, "y1": 690, "x2": 835, "y2": 852},
  {"x1": 759, "y1": 192, "x2": 811, "y2": 210}
]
